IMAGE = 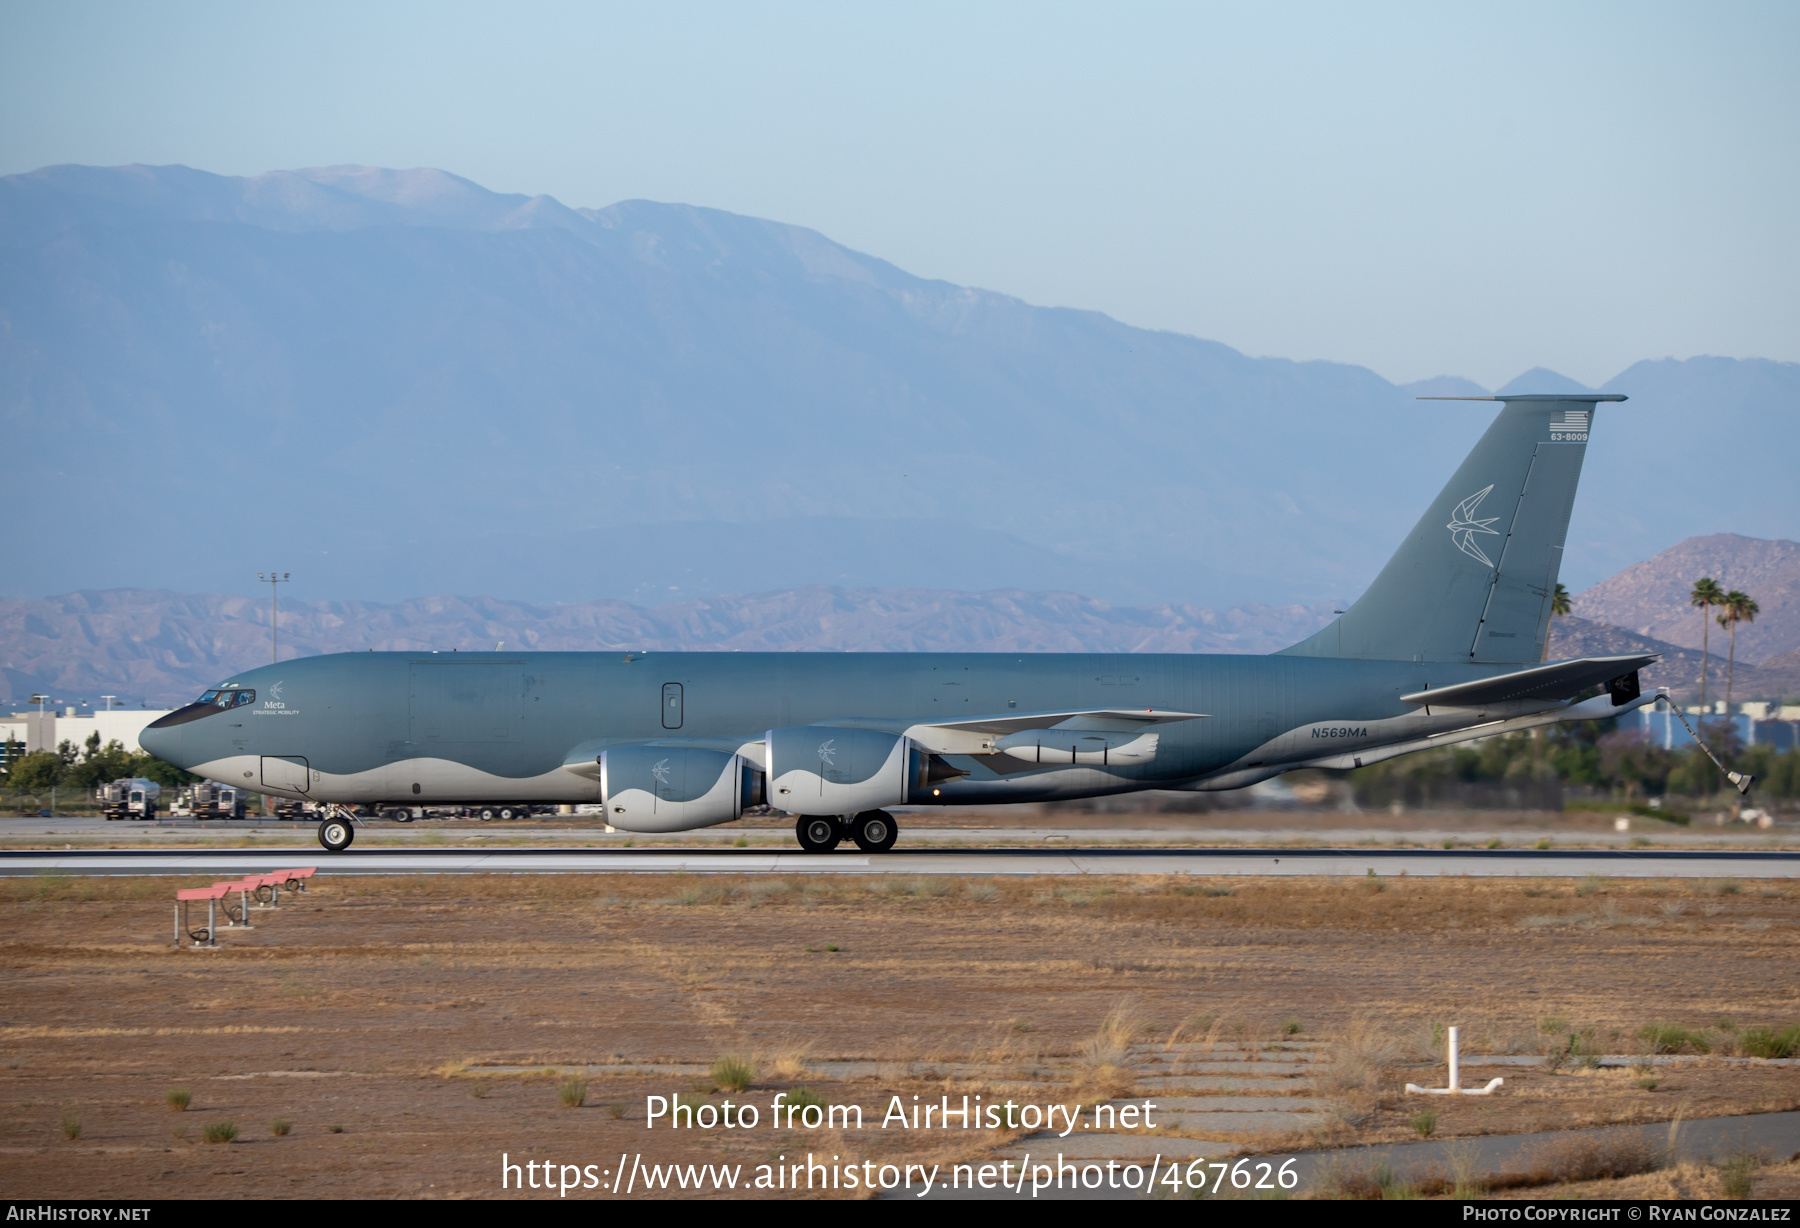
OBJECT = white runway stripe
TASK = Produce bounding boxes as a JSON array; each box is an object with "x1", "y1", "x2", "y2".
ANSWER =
[{"x1": 3, "y1": 848, "x2": 1795, "y2": 877}]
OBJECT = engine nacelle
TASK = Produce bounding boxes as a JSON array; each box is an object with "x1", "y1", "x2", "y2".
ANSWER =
[
  {"x1": 600, "y1": 745, "x2": 764, "y2": 833},
  {"x1": 996, "y1": 729, "x2": 1158, "y2": 765},
  {"x1": 766, "y1": 726, "x2": 928, "y2": 814}
]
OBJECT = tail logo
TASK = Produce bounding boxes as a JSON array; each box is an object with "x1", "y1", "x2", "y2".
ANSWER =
[{"x1": 1447, "y1": 485, "x2": 1502, "y2": 567}]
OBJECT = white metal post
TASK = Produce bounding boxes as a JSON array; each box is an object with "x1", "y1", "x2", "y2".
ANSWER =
[{"x1": 1406, "y1": 1024, "x2": 1503, "y2": 1095}]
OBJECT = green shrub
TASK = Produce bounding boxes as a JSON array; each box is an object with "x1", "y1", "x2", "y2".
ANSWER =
[
  {"x1": 271, "y1": 1118, "x2": 292, "y2": 1137},
  {"x1": 1720, "y1": 1152, "x2": 1757, "y2": 1199},
  {"x1": 166, "y1": 1088, "x2": 191, "y2": 1112},
  {"x1": 558, "y1": 1076, "x2": 588, "y2": 1108},
  {"x1": 1640, "y1": 1022, "x2": 1710, "y2": 1054},
  {"x1": 59, "y1": 1110, "x2": 82, "y2": 1140},
  {"x1": 711, "y1": 1054, "x2": 753, "y2": 1093},
  {"x1": 1409, "y1": 1109, "x2": 1437, "y2": 1138},
  {"x1": 201, "y1": 1121, "x2": 237, "y2": 1144},
  {"x1": 1372, "y1": 1161, "x2": 1418, "y2": 1200},
  {"x1": 1740, "y1": 1025, "x2": 1800, "y2": 1060}
]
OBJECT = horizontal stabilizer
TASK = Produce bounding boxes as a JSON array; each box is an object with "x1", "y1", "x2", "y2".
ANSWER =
[{"x1": 1401, "y1": 654, "x2": 1657, "y2": 708}]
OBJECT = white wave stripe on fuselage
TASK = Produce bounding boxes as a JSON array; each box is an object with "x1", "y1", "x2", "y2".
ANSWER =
[{"x1": 187, "y1": 755, "x2": 597, "y2": 807}]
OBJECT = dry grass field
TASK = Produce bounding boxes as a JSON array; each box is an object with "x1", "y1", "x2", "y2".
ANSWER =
[{"x1": 1, "y1": 871, "x2": 1797, "y2": 1199}]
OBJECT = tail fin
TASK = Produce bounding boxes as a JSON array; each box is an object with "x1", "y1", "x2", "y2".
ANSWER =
[{"x1": 1281, "y1": 393, "x2": 1625, "y2": 664}]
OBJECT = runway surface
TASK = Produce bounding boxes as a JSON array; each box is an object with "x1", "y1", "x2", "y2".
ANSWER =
[
  {"x1": 3, "y1": 845, "x2": 1798, "y2": 877},
  {"x1": 4, "y1": 814, "x2": 1788, "y2": 850}
]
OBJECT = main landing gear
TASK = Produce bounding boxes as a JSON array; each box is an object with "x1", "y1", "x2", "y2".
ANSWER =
[{"x1": 794, "y1": 811, "x2": 898, "y2": 854}]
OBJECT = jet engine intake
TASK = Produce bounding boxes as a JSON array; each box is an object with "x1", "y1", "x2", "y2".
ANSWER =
[
  {"x1": 767, "y1": 726, "x2": 940, "y2": 814},
  {"x1": 600, "y1": 745, "x2": 764, "y2": 833},
  {"x1": 996, "y1": 729, "x2": 1159, "y2": 765}
]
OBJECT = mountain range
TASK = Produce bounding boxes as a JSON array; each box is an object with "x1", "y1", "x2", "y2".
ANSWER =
[
  {"x1": 0, "y1": 586, "x2": 1338, "y2": 707},
  {"x1": 1571, "y1": 533, "x2": 1800, "y2": 665},
  {"x1": 4, "y1": 163, "x2": 1798, "y2": 612},
  {"x1": 6, "y1": 535, "x2": 1796, "y2": 708}
]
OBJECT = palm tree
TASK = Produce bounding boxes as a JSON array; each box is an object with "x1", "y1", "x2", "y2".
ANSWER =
[
  {"x1": 1717, "y1": 590, "x2": 1759, "y2": 714},
  {"x1": 1690, "y1": 577, "x2": 1725, "y2": 711},
  {"x1": 1542, "y1": 582, "x2": 1572, "y2": 661}
]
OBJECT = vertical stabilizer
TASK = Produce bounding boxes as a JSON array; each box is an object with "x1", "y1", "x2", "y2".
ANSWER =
[{"x1": 1281, "y1": 394, "x2": 1625, "y2": 664}]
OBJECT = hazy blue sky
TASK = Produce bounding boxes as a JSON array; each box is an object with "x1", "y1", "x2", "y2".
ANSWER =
[{"x1": 4, "y1": 2, "x2": 1794, "y2": 388}]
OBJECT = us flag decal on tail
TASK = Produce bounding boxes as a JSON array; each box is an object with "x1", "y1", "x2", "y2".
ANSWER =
[{"x1": 1548, "y1": 408, "x2": 1590, "y2": 441}]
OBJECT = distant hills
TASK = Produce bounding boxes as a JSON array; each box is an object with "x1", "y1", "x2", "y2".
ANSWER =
[
  {"x1": 6, "y1": 532, "x2": 1798, "y2": 706},
  {"x1": 3, "y1": 163, "x2": 1798, "y2": 611},
  {"x1": 1572, "y1": 533, "x2": 1800, "y2": 665},
  {"x1": 1543, "y1": 615, "x2": 1798, "y2": 703},
  {"x1": 0, "y1": 586, "x2": 1339, "y2": 706}
]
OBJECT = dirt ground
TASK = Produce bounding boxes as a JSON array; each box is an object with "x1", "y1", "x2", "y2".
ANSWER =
[
  {"x1": 1490, "y1": 1157, "x2": 1800, "y2": 1201},
  {"x1": 1, "y1": 871, "x2": 1797, "y2": 1199}
]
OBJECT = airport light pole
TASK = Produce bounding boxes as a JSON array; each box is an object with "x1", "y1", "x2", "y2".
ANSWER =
[{"x1": 258, "y1": 572, "x2": 290, "y2": 664}]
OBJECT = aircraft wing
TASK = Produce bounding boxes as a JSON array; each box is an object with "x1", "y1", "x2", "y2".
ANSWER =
[
  {"x1": 1400, "y1": 654, "x2": 1658, "y2": 708},
  {"x1": 895, "y1": 708, "x2": 1209, "y2": 755}
]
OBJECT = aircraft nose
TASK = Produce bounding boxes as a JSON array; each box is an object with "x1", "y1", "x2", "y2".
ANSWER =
[{"x1": 138, "y1": 718, "x2": 186, "y2": 767}]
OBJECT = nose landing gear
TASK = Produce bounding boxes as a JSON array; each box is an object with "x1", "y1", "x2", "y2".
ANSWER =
[{"x1": 317, "y1": 805, "x2": 358, "y2": 852}]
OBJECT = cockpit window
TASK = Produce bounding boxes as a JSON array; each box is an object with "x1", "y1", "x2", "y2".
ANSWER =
[{"x1": 193, "y1": 689, "x2": 254, "y2": 708}]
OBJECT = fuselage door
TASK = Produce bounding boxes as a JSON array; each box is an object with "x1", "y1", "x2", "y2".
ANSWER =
[
  {"x1": 262, "y1": 755, "x2": 310, "y2": 794},
  {"x1": 662, "y1": 682, "x2": 684, "y2": 730}
]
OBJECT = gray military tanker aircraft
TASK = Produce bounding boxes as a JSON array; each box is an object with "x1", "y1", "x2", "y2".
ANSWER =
[{"x1": 142, "y1": 393, "x2": 1656, "y2": 855}]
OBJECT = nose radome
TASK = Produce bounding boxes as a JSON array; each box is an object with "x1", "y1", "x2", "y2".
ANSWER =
[{"x1": 138, "y1": 720, "x2": 184, "y2": 767}]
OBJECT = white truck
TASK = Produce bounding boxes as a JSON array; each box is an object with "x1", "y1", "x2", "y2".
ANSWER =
[
  {"x1": 170, "y1": 781, "x2": 247, "y2": 820},
  {"x1": 97, "y1": 777, "x2": 161, "y2": 821}
]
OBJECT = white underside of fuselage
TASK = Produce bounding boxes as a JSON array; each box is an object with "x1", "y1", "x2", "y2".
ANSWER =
[
  {"x1": 189, "y1": 749, "x2": 1184, "y2": 825},
  {"x1": 189, "y1": 755, "x2": 599, "y2": 808}
]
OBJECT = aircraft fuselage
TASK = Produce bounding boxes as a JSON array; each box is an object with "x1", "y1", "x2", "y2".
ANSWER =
[{"x1": 142, "y1": 648, "x2": 1540, "y2": 809}]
